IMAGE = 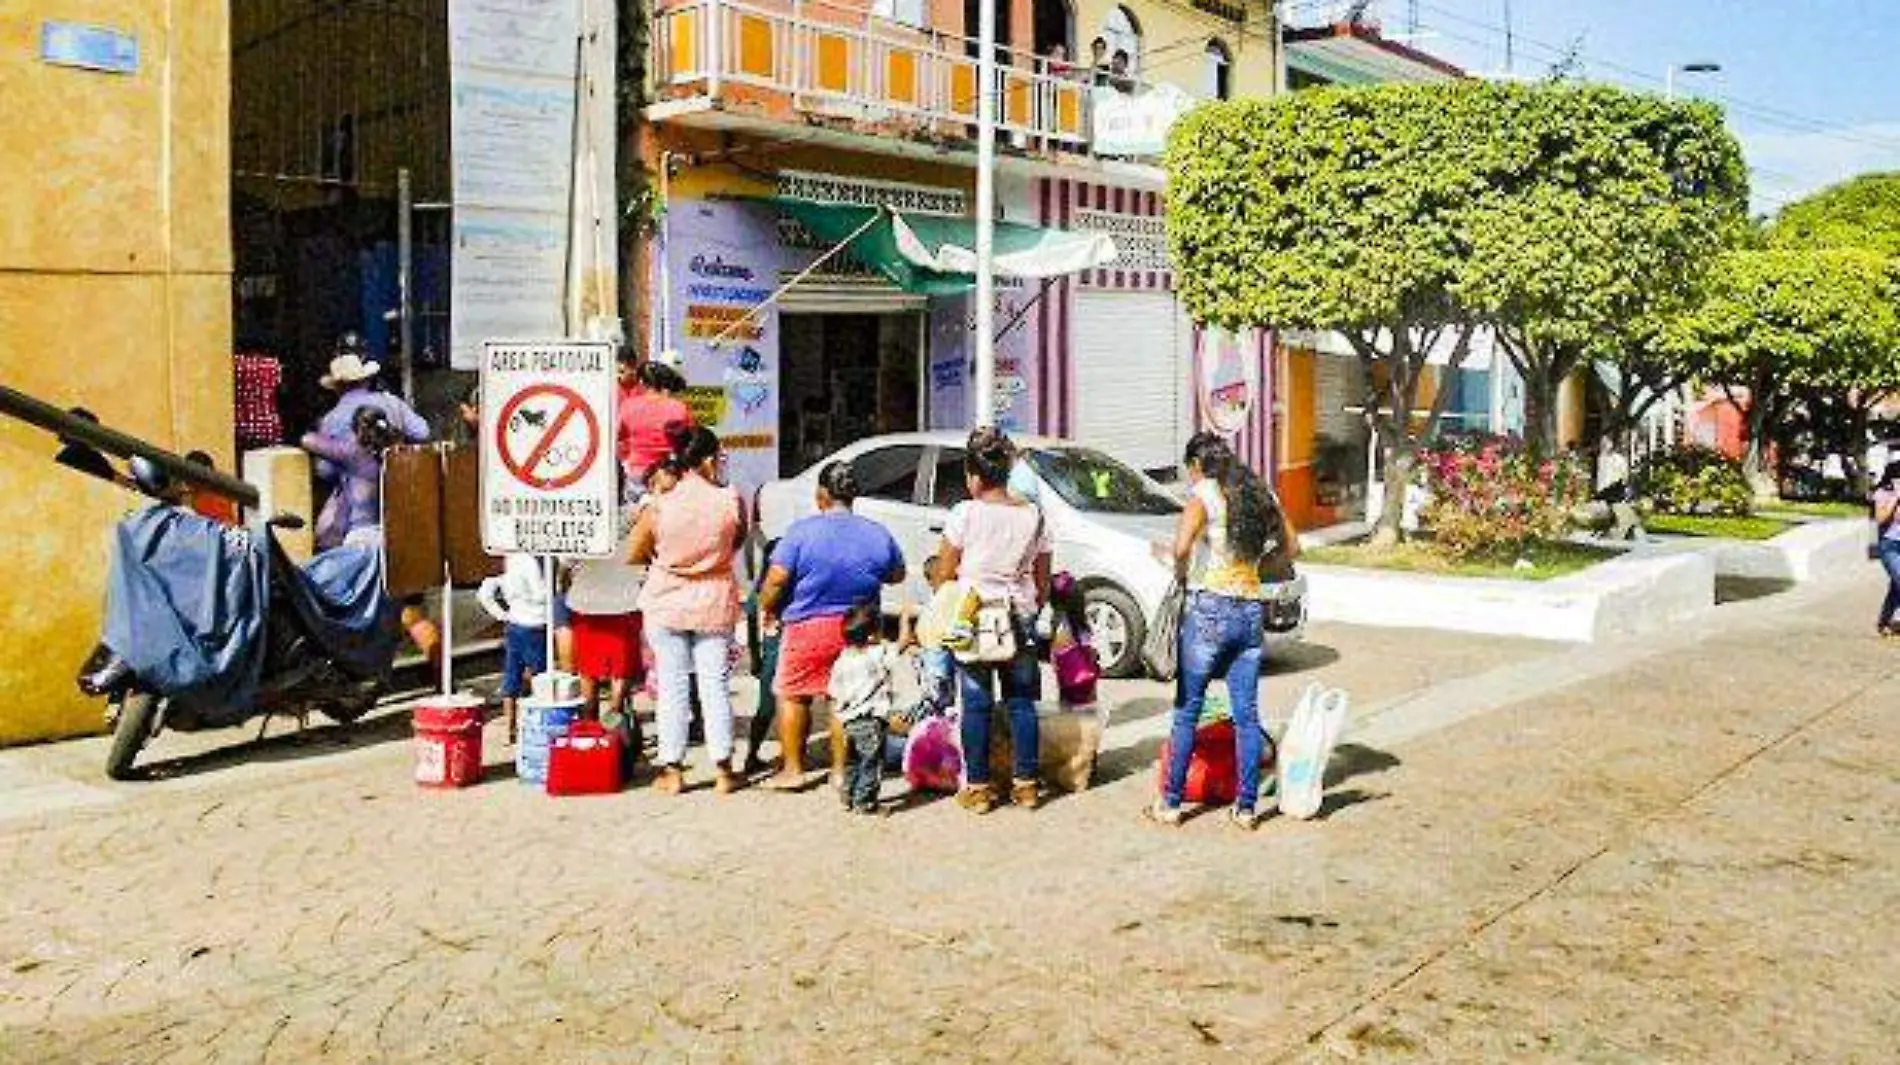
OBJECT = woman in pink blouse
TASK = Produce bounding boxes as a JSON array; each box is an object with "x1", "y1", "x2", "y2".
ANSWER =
[{"x1": 630, "y1": 424, "x2": 746, "y2": 795}]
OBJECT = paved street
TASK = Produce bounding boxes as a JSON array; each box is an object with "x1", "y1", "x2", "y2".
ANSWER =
[{"x1": 2, "y1": 572, "x2": 1896, "y2": 1063}]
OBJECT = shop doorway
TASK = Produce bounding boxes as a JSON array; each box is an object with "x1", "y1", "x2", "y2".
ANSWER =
[{"x1": 779, "y1": 313, "x2": 925, "y2": 474}]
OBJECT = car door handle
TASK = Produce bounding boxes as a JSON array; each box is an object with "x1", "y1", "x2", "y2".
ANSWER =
[{"x1": 928, "y1": 523, "x2": 944, "y2": 534}]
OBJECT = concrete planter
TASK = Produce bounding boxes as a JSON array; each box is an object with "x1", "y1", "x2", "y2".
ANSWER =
[
  {"x1": 1303, "y1": 551, "x2": 1716, "y2": 643},
  {"x1": 1683, "y1": 519, "x2": 1871, "y2": 583}
]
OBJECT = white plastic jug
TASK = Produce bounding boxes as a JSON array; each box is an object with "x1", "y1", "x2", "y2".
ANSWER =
[{"x1": 1277, "y1": 683, "x2": 1350, "y2": 820}]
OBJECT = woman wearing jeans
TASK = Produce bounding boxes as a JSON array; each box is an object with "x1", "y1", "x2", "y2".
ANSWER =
[
  {"x1": 932, "y1": 428, "x2": 1052, "y2": 814},
  {"x1": 631, "y1": 424, "x2": 745, "y2": 795},
  {"x1": 1872, "y1": 460, "x2": 1900, "y2": 638},
  {"x1": 1150, "y1": 432, "x2": 1299, "y2": 830}
]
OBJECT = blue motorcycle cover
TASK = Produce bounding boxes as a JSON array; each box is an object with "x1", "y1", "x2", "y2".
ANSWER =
[
  {"x1": 103, "y1": 506, "x2": 269, "y2": 713},
  {"x1": 284, "y1": 541, "x2": 402, "y2": 679}
]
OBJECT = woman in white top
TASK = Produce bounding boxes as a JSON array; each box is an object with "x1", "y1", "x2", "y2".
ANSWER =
[
  {"x1": 930, "y1": 427, "x2": 1053, "y2": 815},
  {"x1": 1149, "y1": 432, "x2": 1298, "y2": 830}
]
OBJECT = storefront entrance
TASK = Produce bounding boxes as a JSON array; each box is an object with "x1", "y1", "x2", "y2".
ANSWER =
[{"x1": 778, "y1": 312, "x2": 925, "y2": 474}]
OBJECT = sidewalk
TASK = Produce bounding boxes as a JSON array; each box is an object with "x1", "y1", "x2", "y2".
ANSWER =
[{"x1": 2, "y1": 570, "x2": 1895, "y2": 1062}]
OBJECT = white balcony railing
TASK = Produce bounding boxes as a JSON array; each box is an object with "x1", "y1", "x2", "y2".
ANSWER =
[{"x1": 653, "y1": 0, "x2": 1092, "y2": 148}]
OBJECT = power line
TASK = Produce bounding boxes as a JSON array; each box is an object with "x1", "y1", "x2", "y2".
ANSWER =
[{"x1": 1411, "y1": 0, "x2": 1900, "y2": 154}]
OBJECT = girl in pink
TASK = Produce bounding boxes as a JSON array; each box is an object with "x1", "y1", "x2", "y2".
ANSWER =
[{"x1": 630, "y1": 424, "x2": 745, "y2": 795}]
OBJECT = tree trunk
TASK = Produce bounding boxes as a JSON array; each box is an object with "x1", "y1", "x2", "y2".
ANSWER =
[
  {"x1": 615, "y1": 0, "x2": 652, "y2": 346},
  {"x1": 1741, "y1": 383, "x2": 1777, "y2": 497},
  {"x1": 1370, "y1": 438, "x2": 1416, "y2": 548},
  {"x1": 1522, "y1": 373, "x2": 1558, "y2": 457}
]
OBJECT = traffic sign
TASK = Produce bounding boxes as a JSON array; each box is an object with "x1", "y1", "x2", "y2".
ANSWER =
[{"x1": 480, "y1": 341, "x2": 618, "y2": 557}]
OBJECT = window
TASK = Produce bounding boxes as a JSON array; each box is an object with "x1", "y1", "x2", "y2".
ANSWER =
[
  {"x1": 1026, "y1": 448, "x2": 1181, "y2": 516},
  {"x1": 1203, "y1": 39, "x2": 1232, "y2": 100},
  {"x1": 875, "y1": 0, "x2": 926, "y2": 28},
  {"x1": 932, "y1": 450, "x2": 971, "y2": 508},
  {"x1": 1103, "y1": 6, "x2": 1141, "y2": 77},
  {"x1": 851, "y1": 446, "x2": 924, "y2": 503}
]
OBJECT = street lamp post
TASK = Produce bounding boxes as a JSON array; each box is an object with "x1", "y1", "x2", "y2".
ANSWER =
[
  {"x1": 973, "y1": 0, "x2": 998, "y2": 429},
  {"x1": 1665, "y1": 60, "x2": 1722, "y2": 100}
]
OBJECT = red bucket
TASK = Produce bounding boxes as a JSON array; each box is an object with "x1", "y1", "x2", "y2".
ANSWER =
[{"x1": 413, "y1": 695, "x2": 486, "y2": 789}]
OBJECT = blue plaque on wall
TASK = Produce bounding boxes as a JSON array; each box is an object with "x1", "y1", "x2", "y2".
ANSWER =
[{"x1": 40, "y1": 22, "x2": 140, "y2": 75}]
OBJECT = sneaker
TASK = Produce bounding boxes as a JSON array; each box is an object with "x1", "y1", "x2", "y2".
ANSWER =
[
  {"x1": 652, "y1": 765, "x2": 684, "y2": 796},
  {"x1": 957, "y1": 785, "x2": 997, "y2": 815},
  {"x1": 1010, "y1": 778, "x2": 1042, "y2": 811},
  {"x1": 1142, "y1": 800, "x2": 1183, "y2": 827}
]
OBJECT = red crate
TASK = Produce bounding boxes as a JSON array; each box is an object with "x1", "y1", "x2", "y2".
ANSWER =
[{"x1": 545, "y1": 721, "x2": 623, "y2": 796}]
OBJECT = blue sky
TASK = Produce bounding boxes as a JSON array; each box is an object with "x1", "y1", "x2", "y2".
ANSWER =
[{"x1": 1291, "y1": 0, "x2": 1900, "y2": 215}]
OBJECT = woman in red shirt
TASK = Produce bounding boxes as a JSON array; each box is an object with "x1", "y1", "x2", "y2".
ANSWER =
[{"x1": 617, "y1": 349, "x2": 694, "y2": 478}]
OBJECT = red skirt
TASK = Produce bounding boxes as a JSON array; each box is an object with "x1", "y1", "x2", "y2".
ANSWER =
[
  {"x1": 773, "y1": 615, "x2": 847, "y2": 698},
  {"x1": 571, "y1": 612, "x2": 644, "y2": 681}
]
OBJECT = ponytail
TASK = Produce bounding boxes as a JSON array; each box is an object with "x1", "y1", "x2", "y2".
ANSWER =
[{"x1": 1184, "y1": 431, "x2": 1276, "y2": 563}]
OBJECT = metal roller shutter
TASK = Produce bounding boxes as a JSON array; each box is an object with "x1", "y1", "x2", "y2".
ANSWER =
[{"x1": 1072, "y1": 290, "x2": 1187, "y2": 473}]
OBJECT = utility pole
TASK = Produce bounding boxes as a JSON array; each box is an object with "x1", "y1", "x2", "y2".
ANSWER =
[
  {"x1": 973, "y1": 0, "x2": 998, "y2": 428},
  {"x1": 1502, "y1": 0, "x2": 1514, "y2": 74}
]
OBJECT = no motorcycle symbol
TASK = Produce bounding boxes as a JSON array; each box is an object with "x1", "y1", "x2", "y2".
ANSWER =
[{"x1": 495, "y1": 383, "x2": 601, "y2": 491}]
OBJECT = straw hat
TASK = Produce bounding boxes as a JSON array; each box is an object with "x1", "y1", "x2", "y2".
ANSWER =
[{"x1": 320, "y1": 334, "x2": 380, "y2": 390}]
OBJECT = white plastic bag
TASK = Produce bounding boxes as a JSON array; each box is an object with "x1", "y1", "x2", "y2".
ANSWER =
[{"x1": 1277, "y1": 682, "x2": 1350, "y2": 820}]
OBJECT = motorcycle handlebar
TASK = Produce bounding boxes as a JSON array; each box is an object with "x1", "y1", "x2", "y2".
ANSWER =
[{"x1": 0, "y1": 384, "x2": 260, "y2": 508}]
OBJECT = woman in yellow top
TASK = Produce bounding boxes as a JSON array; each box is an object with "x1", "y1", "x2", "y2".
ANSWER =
[{"x1": 1149, "y1": 432, "x2": 1298, "y2": 829}]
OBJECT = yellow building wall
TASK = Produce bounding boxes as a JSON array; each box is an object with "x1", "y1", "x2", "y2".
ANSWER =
[
  {"x1": 1075, "y1": 0, "x2": 1276, "y2": 100},
  {"x1": 0, "y1": 0, "x2": 233, "y2": 745}
]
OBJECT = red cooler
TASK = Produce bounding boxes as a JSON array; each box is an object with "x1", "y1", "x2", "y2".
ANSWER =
[
  {"x1": 413, "y1": 695, "x2": 486, "y2": 789},
  {"x1": 546, "y1": 721, "x2": 623, "y2": 796}
]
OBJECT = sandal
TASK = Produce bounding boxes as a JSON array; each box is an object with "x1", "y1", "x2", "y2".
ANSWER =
[
  {"x1": 652, "y1": 765, "x2": 685, "y2": 796},
  {"x1": 1230, "y1": 807, "x2": 1263, "y2": 832},
  {"x1": 1010, "y1": 778, "x2": 1042, "y2": 811},
  {"x1": 1142, "y1": 800, "x2": 1183, "y2": 827}
]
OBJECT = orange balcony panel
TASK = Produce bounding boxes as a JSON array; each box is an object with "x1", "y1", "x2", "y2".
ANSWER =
[
  {"x1": 886, "y1": 50, "x2": 919, "y2": 106},
  {"x1": 1005, "y1": 78, "x2": 1030, "y2": 126},
  {"x1": 669, "y1": 9, "x2": 699, "y2": 76},
  {"x1": 815, "y1": 32, "x2": 851, "y2": 93},
  {"x1": 737, "y1": 14, "x2": 774, "y2": 79},
  {"x1": 1056, "y1": 85, "x2": 1081, "y2": 136},
  {"x1": 949, "y1": 65, "x2": 976, "y2": 118}
]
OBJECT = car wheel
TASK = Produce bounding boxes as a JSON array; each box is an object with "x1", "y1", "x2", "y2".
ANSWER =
[{"x1": 1082, "y1": 585, "x2": 1146, "y2": 679}]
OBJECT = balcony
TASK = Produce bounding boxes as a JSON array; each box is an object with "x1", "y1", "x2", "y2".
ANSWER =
[{"x1": 652, "y1": 0, "x2": 1093, "y2": 153}]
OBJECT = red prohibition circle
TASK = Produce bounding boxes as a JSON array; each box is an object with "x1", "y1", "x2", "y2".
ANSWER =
[{"x1": 495, "y1": 384, "x2": 601, "y2": 491}]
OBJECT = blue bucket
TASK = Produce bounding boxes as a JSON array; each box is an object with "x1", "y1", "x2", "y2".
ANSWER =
[{"x1": 516, "y1": 699, "x2": 581, "y2": 786}]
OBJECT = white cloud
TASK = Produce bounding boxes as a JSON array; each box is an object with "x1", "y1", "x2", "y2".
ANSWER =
[{"x1": 1741, "y1": 121, "x2": 1900, "y2": 217}]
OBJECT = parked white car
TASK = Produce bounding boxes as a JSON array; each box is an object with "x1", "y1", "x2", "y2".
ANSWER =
[{"x1": 753, "y1": 432, "x2": 1306, "y2": 678}]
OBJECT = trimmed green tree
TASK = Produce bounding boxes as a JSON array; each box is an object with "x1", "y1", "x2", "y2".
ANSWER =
[
  {"x1": 1660, "y1": 248, "x2": 1900, "y2": 483},
  {"x1": 1769, "y1": 171, "x2": 1900, "y2": 258},
  {"x1": 1456, "y1": 87, "x2": 1748, "y2": 454},
  {"x1": 1164, "y1": 80, "x2": 1744, "y2": 542}
]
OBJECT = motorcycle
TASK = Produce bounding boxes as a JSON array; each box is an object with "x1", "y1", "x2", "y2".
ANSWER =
[{"x1": 75, "y1": 457, "x2": 399, "y2": 780}]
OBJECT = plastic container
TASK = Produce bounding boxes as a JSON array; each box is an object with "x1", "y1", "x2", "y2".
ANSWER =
[
  {"x1": 412, "y1": 694, "x2": 486, "y2": 789},
  {"x1": 517, "y1": 695, "x2": 581, "y2": 787},
  {"x1": 546, "y1": 720, "x2": 623, "y2": 796}
]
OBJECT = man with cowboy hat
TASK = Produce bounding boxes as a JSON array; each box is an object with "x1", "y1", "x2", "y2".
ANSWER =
[{"x1": 315, "y1": 332, "x2": 430, "y2": 460}]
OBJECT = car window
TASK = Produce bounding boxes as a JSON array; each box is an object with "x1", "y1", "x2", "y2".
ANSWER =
[
  {"x1": 850, "y1": 446, "x2": 924, "y2": 503},
  {"x1": 932, "y1": 449, "x2": 970, "y2": 508},
  {"x1": 1027, "y1": 447, "x2": 1182, "y2": 515}
]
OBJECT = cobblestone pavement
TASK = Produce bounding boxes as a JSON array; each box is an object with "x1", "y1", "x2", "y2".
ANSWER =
[{"x1": 2, "y1": 582, "x2": 1895, "y2": 1063}]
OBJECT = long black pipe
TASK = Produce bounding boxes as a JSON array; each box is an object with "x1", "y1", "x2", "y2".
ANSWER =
[{"x1": 0, "y1": 384, "x2": 261, "y2": 508}]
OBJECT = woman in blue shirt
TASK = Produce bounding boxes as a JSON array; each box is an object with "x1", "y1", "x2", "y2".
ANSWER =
[{"x1": 757, "y1": 462, "x2": 906, "y2": 790}]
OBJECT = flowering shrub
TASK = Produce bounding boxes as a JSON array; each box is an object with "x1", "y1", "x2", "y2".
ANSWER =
[
  {"x1": 1418, "y1": 436, "x2": 1591, "y2": 560},
  {"x1": 1639, "y1": 446, "x2": 1753, "y2": 516}
]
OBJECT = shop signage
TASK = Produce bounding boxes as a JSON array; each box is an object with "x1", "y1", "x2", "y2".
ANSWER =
[
  {"x1": 1196, "y1": 326, "x2": 1259, "y2": 437},
  {"x1": 1090, "y1": 84, "x2": 1196, "y2": 157},
  {"x1": 480, "y1": 340, "x2": 618, "y2": 557}
]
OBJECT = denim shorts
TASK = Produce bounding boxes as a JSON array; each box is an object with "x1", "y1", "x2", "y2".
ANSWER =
[{"x1": 500, "y1": 623, "x2": 549, "y2": 698}]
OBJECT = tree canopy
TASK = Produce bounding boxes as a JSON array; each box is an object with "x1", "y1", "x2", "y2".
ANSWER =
[
  {"x1": 1165, "y1": 79, "x2": 1747, "y2": 534},
  {"x1": 1661, "y1": 248, "x2": 1900, "y2": 471},
  {"x1": 1768, "y1": 172, "x2": 1900, "y2": 258}
]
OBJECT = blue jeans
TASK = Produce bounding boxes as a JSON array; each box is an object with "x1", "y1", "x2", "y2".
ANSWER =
[
  {"x1": 1879, "y1": 539, "x2": 1900, "y2": 628},
  {"x1": 1164, "y1": 593, "x2": 1265, "y2": 813},
  {"x1": 958, "y1": 646, "x2": 1042, "y2": 785},
  {"x1": 648, "y1": 626, "x2": 735, "y2": 768}
]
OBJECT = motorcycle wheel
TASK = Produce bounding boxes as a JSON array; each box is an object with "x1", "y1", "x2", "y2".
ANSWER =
[{"x1": 105, "y1": 692, "x2": 160, "y2": 781}]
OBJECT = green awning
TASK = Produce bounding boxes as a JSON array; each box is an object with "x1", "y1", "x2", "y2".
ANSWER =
[{"x1": 763, "y1": 198, "x2": 1120, "y2": 296}]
